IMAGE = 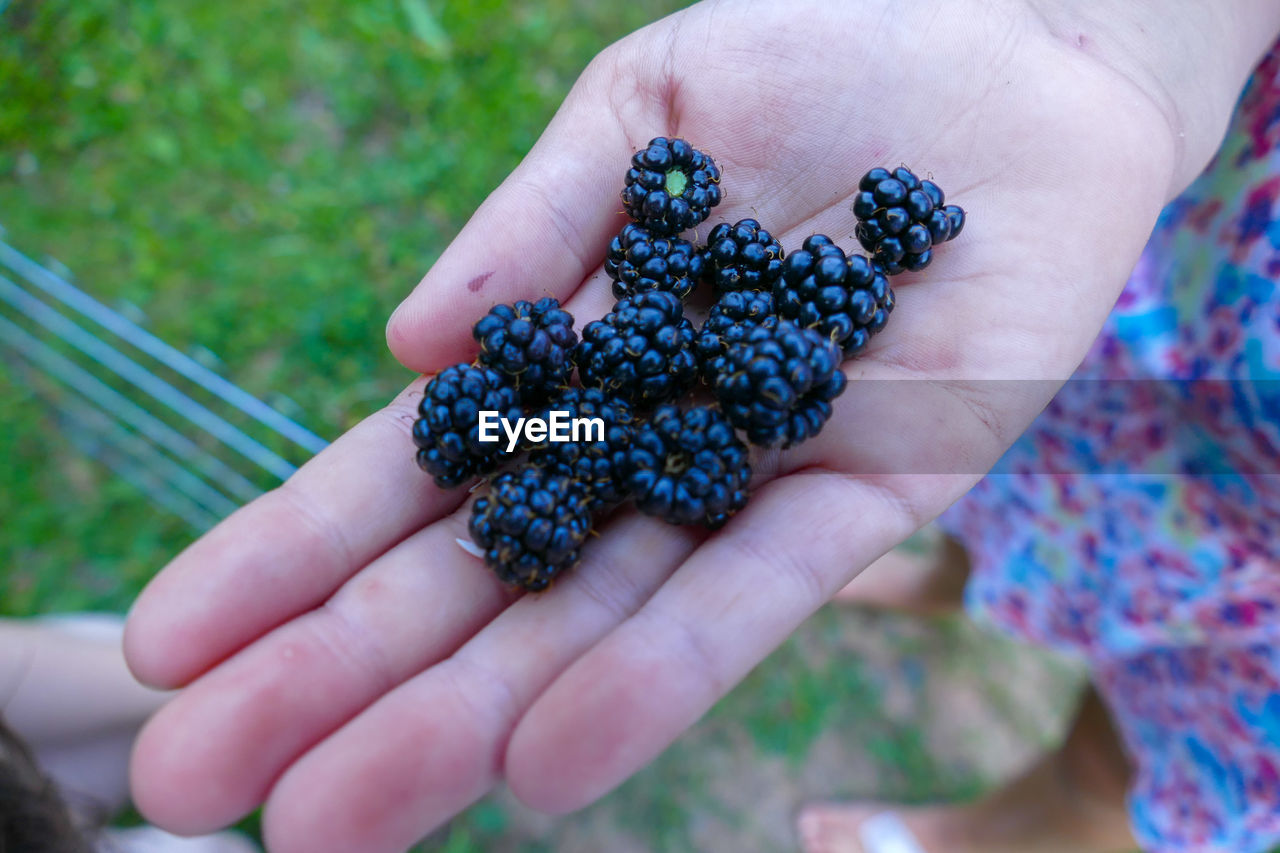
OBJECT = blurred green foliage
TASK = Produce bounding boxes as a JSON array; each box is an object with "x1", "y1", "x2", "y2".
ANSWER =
[{"x1": 0, "y1": 0, "x2": 687, "y2": 612}]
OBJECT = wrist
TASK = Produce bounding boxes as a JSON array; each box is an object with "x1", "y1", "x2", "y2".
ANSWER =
[{"x1": 1027, "y1": 1, "x2": 1280, "y2": 195}]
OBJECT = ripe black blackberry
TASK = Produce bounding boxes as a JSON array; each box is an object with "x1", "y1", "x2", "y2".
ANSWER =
[
  {"x1": 852, "y1": 166, "x2": 966, "y2": 274},
  {"x1": 604, "y1": 223, "x2": 704, "y2": 301},
  {"x1": 473, "y1": 297, "x2": 577, "y2": 403},
  {"x1": 713, "y1": 320, "x2": 846, "y2": 448},
  {"x1": 468, "y1": 464, "x2": 593, "y2": 591},
  {"x1": 695, "y1": 289, "x2": 777, "y2": 383},
  {"x1": 621, "y1": 137, "x2": 722, "y2": 234},
  {"x1": 774, "y1": 235, "x2": 894, "y2": 357},
  {"x1": 575, "y1": 290, "x2": 698, "y2": 407},
  {"x1": 413, "y1": 363, "x2": 524, "y2": 488},
  {"x1": 702, "y1": 218, "x2": 784, "y2": 296},
  {"x1": 621, "y1": 404, "x2": 751, "y2": 529},
  {"x1": 527, "y1": 387, "x2": 635, "y2": 510}
]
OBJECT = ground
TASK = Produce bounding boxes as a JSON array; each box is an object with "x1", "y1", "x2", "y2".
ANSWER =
[{"x1": 424, "y1": 598, "x2": 1085, "y2": 853}]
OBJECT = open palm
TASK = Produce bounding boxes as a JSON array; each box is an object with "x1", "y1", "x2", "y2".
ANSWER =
[{"x1": 124, "y1": 2, "x2": 1189, "y2": 851}]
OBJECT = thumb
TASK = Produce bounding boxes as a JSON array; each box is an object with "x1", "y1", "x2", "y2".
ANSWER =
[{"x1": 386, "y1": 49, "x2": 656, "y2": 373}]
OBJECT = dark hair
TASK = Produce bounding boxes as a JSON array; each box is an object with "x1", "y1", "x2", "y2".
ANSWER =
[{"x1": 0, "y1": 716, "x2": 92, "y2": 853}]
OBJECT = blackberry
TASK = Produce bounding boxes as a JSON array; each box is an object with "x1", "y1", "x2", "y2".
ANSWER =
[
  {"x1": 473, "y1": 298, "x2": 578, "y2": 403},
  {"x1": 527, "y1": 387, "x2": 635, "y2": 510},
  {"x1": 619, "y1": 402, "x2": 747, "y2": 527},
  {"x1": 575, "y1": 290, "x2": 698, "y2": 407},
  {"x1": 695, "y1": 289, "x2": 777, "y2": 383},
  {"x1": 851, "y1": 166, "x2": 966, "y2": 274},
  {"x1": 774, "y1": 235, "x2": 894, "y2": 358},
  {"x1": 468, "y1": 464, "x2": 593, "y2": 591},
  {"x1": 621, "y1": 137, "x2": 722, "y2": 235},
  {"x1": 702, "y1": 218, "x2": 785, "y2": 295},
  {"x1": 713, "y1": 320, "x2": 846, "y2": 448},
  {"x1": 413, "y1": 363, "x2": 524, "y2": 488},
  {"x1": 621, "y1": 404, "x2": 751, "y2": 529},
  {"x1": 604, "y1": 223, "x2": 704, "y2": 301}
]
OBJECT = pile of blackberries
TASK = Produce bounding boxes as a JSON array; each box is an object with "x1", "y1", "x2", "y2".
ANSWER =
[{"x1": 414, "y1": 137, "x2": 967, "y2": 590}]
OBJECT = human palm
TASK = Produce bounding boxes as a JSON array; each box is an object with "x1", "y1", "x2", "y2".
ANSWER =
[{"x1": 125, "y1": 2, "x2": 1186, "y2": 851}]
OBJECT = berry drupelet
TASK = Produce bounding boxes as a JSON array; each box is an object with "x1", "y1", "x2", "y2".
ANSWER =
[
  {"x1": 621, "y1": 137, "x2": 722, "y2": 235},
  {"x1": 621, "y1": 404, "x2": 752, "y2": 529},
  {"x1": 852, "y1": 166, "x2": 966, "y2": 274},
  {"x1": 575, "y1": 290, "x2": 699, "y2": 407},
  {"x1": 527, "y1": 386, "x2": 636, "y2": 510},
  {"x1": 702, "y1": 218, "x2": 785, "y2": 296},
  {"x1": 473, "y1": 297, "x2": 578, "y2": 403},
  {"x1": 468, "y1": 464, "x2": 593, "y2": 591},
  {"x1": 413, "y1": 363, "x2": 524, "y2": 488},
  {"x1": 604, "y1": 223, "x2": 704, "y2": 301},
  {"x1": 695, "y1": 289, "x2": 778, "y2": 383},
  {"x1": 774, "y1": 235, "x2": 894, "y2": 358},
  {"x1": 713, "y1": 320, "x2": 846, "y2": 448}
]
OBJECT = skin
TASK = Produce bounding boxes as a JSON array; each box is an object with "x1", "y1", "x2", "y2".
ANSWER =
[{"x1": 122, "y1": 2, "x2": 1280, "y2": 852}]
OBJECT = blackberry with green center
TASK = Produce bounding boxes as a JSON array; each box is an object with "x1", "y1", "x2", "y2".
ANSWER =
[
  {"x1": 621, "y1": 404, "x2": 751, "y2": 529},
  {"x1": 468, "y1": 465, "x2": 593, "y2": 591},
  {"x1": 604, "y1": 223, "x2": 704, "y2": 301},
  {"x1": 774, "y1": 235, "x2": 894, "y2": 357},
  {"x1": 695, "y1": 289, "x2": 777, "y2": 383},
  {"x1": 575, "y1": 290, "x2": 698, "y2": 407},
  {"x1": 473, "y1": 297, "x2": 577, "y2": 403},
  {"x1": 527, "y1": 387, "x2": 635, "y2": 510},
  {"x1": 852, "y1": 166, "x2": 966, "y2": 274},
  {"x1": 703, "y1": 218, "x2": 785, "y2": 295},
  {"x1": 413, "y1": 363, "x2": 523, "y2": 488},
  {"x1": 621, "y1": 137, "x2": 722, "y2": 235},
  {"x1": 714, "y1": 320, "x2": 846, "y2": 448}
]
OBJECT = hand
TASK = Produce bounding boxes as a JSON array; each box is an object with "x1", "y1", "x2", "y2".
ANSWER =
[{"x1": 123, "y1": 2, "x2": 1276, "y2": 851}]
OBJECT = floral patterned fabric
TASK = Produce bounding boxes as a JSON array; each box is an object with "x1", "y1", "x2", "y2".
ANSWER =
[{"x1": 939, "y1": 42, "x2": 1280, "y2": 853}]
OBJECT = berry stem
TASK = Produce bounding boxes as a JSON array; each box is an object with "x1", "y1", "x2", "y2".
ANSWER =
[{"x1": 664, "y1": 168, "x2": 688, "y2": 197}]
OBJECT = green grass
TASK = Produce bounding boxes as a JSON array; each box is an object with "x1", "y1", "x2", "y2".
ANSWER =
[{"x1": 0, "y1": 0, "x2": 689, "y2": 613}]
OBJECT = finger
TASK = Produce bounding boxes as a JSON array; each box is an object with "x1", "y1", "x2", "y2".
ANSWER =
[
  {"x1": 503, "y1": 469, "x2": 969, "y2": 813},
  {"x1": 386, "y1": 53, "x2": 647, "y2": 373},
  {"x1": 128, "y1": 502, "x2": 514, "y2": 833},
  {"x1": 123, "y1": 377, "x2": 460, "y2": 689},
  {"x1": 259, "y1": 512, "x2": 703, "y2": 853}
]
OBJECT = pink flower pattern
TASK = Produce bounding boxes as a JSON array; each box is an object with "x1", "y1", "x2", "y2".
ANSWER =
[{"x1": 939, "y1": 40, "x2": 1280, "y2": 853}]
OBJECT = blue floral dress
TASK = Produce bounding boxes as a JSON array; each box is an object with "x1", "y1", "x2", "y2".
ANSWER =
[{"x1": 939, "y1": 41, "x2": 1280, "y2": 853}]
